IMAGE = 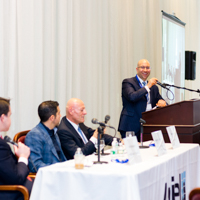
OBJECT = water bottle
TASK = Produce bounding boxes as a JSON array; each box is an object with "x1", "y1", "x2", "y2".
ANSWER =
[
  {"x1": 117, "y1": 142, "x2": 124, "y2": 156},
  {"x1": 74, "y1": 148, "x2": 85, "y2": 169},
  {"x1": 111, "y1": 138, "x2": 118, "y2": 158}
]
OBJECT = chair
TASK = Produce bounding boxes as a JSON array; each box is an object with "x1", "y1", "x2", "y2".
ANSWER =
[
  {"x1": 189, "y1": 188, "x2": 200, "y2": 200},
  {"x1": 0, "y1": 185, "x2": 29, "y2": 200},
  {"x1": 13, "y1": 130, "x2": 36, "y2": 180},
  {"x1": 13, "y1": 130, "x2": 30, "y2": 144}
]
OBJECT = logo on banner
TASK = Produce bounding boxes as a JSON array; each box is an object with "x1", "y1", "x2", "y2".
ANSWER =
[{"x1": 163, "y1": 171, "x2": 186, "y2": 200}]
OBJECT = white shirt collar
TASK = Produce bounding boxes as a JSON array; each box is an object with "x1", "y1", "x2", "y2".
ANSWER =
[
  {"x1": 137, "y1": 75, "x2": 147, "y2": 85},
  {"x1": 66, "y1": 118, "x2": 79, "y2": 131}
]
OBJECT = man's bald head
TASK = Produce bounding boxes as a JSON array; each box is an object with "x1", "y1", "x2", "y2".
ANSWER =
[
  {"x1": 66, "y1": 98, "x2": 87, "y2": 125},
  {"x1": 136, "y1": 59, "x2": 151, "y2": 81}
]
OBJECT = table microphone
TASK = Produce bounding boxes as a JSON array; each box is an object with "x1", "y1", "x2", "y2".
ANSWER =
[{"x1": 104, "y1": 115, "x2": 110, "y2": 124}]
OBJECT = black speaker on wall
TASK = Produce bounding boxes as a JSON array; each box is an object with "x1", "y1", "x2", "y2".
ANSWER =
[{"x1": 185, "y1": 51, "x2": 196, "y2": 80}]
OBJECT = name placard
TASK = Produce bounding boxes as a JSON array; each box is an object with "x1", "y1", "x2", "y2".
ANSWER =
[
  {"x1": 151, "y1": 130, "x2": 167, "y2": 156},
  {"x1": 124, "y1": 136, "x2": 142, "y2": 164},
  {"x1": 166, "y1": 126, "x2": 180, "y2": 149}
]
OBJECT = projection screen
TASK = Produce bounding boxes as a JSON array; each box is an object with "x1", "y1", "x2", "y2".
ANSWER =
[{"x1": 161, "y1": 11, "x2": 186, "y2": 104}]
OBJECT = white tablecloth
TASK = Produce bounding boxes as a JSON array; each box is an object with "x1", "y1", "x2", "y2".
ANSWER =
[{"x1": 30, "y1": 143, "x2": 200, "y2": 200}]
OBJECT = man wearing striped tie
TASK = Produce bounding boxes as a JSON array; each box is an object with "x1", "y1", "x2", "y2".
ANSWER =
[
  {"x1": 118, "y1": 59, "x2": 167, "y2": 141},
  {"x1": 57, "y1": 98, "x2": 118, "y2": 160}
]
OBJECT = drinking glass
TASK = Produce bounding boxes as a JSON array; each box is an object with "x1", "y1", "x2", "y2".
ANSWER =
[
  {"x1": 126, "y1": 131, "x2": 135, "y2": 137},
  {"x1": 95, "y1": 139, "x2": 105, "y2": 152}
]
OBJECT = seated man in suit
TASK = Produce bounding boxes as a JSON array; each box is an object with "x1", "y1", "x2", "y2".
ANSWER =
[
  {"x1": 25, "y1": 100, "x2": 66, "y2": 172},
  {"x1": 57, "y1": 98, "x2": 121, "y2": 160},
  {"x1": 118, "y1": 59, "x2": 167, "y2": 141},
  {"x1": 0, "y1": 97, "x2": 33, "y2": 200}
]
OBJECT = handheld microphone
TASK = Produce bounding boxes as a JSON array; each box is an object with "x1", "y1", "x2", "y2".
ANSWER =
[
  {"x1": 4, "y1": 135, "x2": 38, "y2": 173},
  {"x1": 4, "y1": 136, "x2": 18, "y2": 147},
  {"x1": 157, "y1": 81, "x2": 169, "y2": 90}
]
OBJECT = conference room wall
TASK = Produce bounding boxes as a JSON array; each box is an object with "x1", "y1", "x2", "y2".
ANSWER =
[{"x1": 0, "y1": 0, "x2": 199, "y2": 138}]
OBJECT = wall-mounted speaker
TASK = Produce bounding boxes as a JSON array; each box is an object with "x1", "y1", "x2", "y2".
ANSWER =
[{"x1": 185, "y1": 51, "x2": 196, "y2": 80}]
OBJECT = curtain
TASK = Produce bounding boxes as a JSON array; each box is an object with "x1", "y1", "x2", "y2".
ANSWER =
[{"x1": 0, "y1": 0, "x2": 200, "y2": 138}]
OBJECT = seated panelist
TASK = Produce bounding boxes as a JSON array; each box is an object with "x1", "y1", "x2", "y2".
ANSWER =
[
  {"x1": 57, "y1": 98, "x2": 122, "y2": 160},
  {"x1": 0, "y1": 97, "x2": 33, "y2": 200},
  {"x1": 25, "y1": 100, "x2": 67, "y2": 173}
]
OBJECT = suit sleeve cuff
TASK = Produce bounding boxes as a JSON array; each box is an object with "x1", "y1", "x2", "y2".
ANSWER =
[
  {"x1": 145, "y1": 85, "x2": 150, "y2": 92},
  {"x1": 18, "y1": 157, "x2": 28, "y2": 165},
  {"x1": 90, "y1": 136, "x2": 97, "y2": 145}
]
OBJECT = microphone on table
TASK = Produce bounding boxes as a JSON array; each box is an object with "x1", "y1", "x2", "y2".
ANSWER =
[
  {"x1": 157, "y1": 81, "x2": 169, "y2": 90},
  {"x1": 104, "y1": 115, "x2": 110, "y2": 124},
  {"x1": 91, "y1": 118, "x2": 114, "y2": 129},
  {"x1": 4, "y1": 135, "x2": 38, "y2": 173},
  {"x1": 91, "y1": 117, "x2": 116, "y2": 138},
  {"x1": 139, "y1": 118, "x2": 146, "y2": 124}
]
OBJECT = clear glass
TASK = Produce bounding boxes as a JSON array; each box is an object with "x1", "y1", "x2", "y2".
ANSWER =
[
  {"x1": 126, "y1": 131, "x2": 135, "y2": 137},
  {"x1": 95, "y1": 139, "x2": 105, "y2": 151}
]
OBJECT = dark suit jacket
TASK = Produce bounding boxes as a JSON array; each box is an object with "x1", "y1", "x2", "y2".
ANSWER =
[
  {"x1": 118, "y1": 76, "x2": 164, "y2": 137},
  {"x1": 0, "y1": 138, "x2": 33, "y2": 200},
  {"x1": 57, "y1": 117, "x2": 114, "y2": 160}
]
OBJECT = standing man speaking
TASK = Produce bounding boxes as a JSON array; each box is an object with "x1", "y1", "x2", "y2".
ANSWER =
[{"x1": 118, "y1": 59, "x2": 167, "y2": 141}]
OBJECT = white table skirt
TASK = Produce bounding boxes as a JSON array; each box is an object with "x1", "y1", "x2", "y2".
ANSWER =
[{"x1": 30, "y1": 142, "x2": 200, "y2": 200}]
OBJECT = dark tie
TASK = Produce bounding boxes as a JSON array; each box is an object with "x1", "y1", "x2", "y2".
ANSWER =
[
  {"x1": 49, "y1": 131, "x2": 63, "y2": 161},
  {"x1": 78, "y1": 126, "x2": 87, "y2": 143}
]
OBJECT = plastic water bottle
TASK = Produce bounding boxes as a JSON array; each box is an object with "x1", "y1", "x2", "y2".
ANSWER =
[
  {"x1": 111, "y1": 138, "x2": 118, "y2": 158},
  {"x1": 117, "y1": 142, "x2": 124, "y2": 156},
  {"x1": 74, "y1": 148, "x2": 85, "y2": 169}
]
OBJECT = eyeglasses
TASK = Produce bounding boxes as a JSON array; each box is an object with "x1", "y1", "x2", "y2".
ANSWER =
[{"x1": 138, "y1": 66, "x2": 151, "y2": 70}]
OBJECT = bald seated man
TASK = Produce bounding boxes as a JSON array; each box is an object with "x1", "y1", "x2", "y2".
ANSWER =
[
  {"x1": 118, "y1": 59, "x2": 167, "y2": 141},
  {"x1": 57, "y1": 98, "x2": 121, "y2": 160}
]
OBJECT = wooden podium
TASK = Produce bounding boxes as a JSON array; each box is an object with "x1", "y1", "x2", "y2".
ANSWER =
[{"x1": 142, "y1": 99, "x2": 200, "y2": 144}]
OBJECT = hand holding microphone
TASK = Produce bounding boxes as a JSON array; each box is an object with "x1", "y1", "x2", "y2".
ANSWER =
[
  {"x1": 4, "y1": 135, "x2": 38, "y2": 172},
  {"x1": 14, "y1": 142, "x2": 30, "y2": 159},
  {"x1": 4, "y1": 135, "x2": 30, "y2": 159},
  {"x1": 147, "y1": 78, "x2": 158, "y2": 88}
]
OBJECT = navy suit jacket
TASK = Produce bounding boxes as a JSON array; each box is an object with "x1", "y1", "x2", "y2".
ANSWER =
[
  {"x1": 118, "y1": 76, "x2": 164, "y2": 137},
  {"x1": 57, "y1": 117, "x2": 114, "y2": 160},
  {"x1": 0, "y1": 138, "x2": 33, "y2": 200},
  {"x1": 25, "y1": 122, "x2": 66, "y2": 173}
]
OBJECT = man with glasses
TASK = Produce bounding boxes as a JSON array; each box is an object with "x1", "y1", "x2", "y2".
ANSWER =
[{"x1": 118, "y1": 59, "x2": 166, "y2": 140}]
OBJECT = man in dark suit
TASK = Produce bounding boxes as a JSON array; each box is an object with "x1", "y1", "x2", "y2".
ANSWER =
[
  {"x1": 0, "y1": 97, "x2": 33, "y2": 200},
  {"x1": 57, "y1": 98, "x2": 118, "y2": 160},
  {"x1": 118, "y1": 59, "x2": 167, "y2": 141}
]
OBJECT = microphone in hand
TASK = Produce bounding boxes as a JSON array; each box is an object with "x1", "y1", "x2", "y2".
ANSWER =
[{"x1": 4, "y1": 136, "x2": 18, "y2": 147}]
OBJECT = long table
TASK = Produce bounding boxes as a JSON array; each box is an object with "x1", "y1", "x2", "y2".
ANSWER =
[{"x1": 30, "y1": 142, "x2": 200, "y2": 200}]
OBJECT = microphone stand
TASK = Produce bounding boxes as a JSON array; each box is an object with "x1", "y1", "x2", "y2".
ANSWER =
[
  {"x1": 139, "y1": 120, "x2": 149, "y2": 149},
  {"x1": 93, "y1": 126, "x2": 108, "y2": 164},
  {"x1": 163, "y1": 83, "x2": 200, "y2": 94},
  {"x1": 101, "y1": 126, "x2": 110, "y2": 156}
]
